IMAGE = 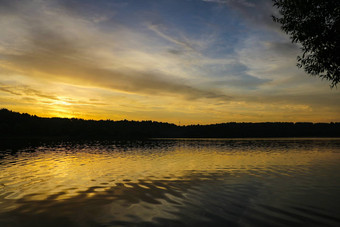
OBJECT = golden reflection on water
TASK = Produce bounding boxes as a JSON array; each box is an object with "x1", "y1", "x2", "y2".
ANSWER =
[
  {"x1": 1, "y1": 141, "x2": 339, "y2": 201},
  {"x1": 1, "y1": 139, "x2": 340, "y2": 226}
]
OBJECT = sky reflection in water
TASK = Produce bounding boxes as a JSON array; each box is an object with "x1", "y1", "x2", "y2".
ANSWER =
[{"x1": 0, "y1": 138, "x2": 340, "y2": 226}]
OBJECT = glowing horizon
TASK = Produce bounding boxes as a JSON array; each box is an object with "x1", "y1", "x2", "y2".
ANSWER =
[{"x1": 1, "y1": 0, "x2": 339, "y2": 125}]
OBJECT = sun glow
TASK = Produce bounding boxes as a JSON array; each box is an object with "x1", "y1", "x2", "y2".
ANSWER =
[
  {"x1": 0, "y1": 0, "x2": 339, "y2": 123},
  {"x1": 52, "y1": 99, "x2": 72, "y2": 106}
]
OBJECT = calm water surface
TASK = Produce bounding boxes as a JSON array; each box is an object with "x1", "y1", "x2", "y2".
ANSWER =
[{"x1": 0, "y1": 138, "x2": 340, "y2": 226}]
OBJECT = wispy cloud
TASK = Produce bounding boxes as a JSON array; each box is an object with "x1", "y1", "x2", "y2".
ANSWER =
[
  {"x1": 0, "y1": 83, "x2": 59, "y2": 101},
  {"x1": 148, "y1": 23, "x2": 197, "y2": 52},
  {"x1": 0, "y1": 0, "x2": 338, "y2": 123},
  {"x1": 0, "y1": 0, "x2": 231, "y2": 102}
]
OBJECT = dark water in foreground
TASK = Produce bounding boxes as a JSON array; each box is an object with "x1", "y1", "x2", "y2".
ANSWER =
[{"x1": 0, "y1": 138, "x2": 340, "y2": 226}]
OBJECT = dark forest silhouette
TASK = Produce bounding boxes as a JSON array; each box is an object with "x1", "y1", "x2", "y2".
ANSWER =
[{"x1": 0, "y1": 108, "x2": 339, "y2": 138}]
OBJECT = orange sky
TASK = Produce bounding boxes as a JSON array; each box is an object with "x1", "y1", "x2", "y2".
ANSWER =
[{"x1": 0, "y1": 0, "x2": 339, "y2": 124}]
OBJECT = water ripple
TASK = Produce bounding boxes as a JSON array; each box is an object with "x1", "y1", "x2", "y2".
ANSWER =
[{"x1": 0, "y1": 138, "x2": 339, "y2": 226}]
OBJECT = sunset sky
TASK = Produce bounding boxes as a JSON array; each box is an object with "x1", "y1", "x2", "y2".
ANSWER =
[{"x1": 0, "y1": 0, "x2": 339, "y2": 124}]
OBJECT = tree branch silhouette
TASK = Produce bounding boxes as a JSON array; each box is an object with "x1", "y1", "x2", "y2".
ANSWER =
[{"x1": 272, "y1": 0, "x2": 340, "y2": 87}]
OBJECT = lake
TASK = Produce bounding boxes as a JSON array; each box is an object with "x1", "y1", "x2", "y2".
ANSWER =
[{"x1": 0, "y1": 138, "x2": 340, "y2": 226}]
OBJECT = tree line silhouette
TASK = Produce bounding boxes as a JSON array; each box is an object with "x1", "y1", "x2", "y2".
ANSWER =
[{"x1": 0, "y1": 108, "x2": 339, "y2": 138}]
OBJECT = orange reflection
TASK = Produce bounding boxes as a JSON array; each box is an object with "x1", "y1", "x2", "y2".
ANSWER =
[{"x1": 1, "y1": 142, "x2": 339, "y2": 201}]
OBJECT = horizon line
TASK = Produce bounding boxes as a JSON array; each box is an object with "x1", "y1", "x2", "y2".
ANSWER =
[{"x1": 2, "y1": 108, "x2": 339, "y2": 126}]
